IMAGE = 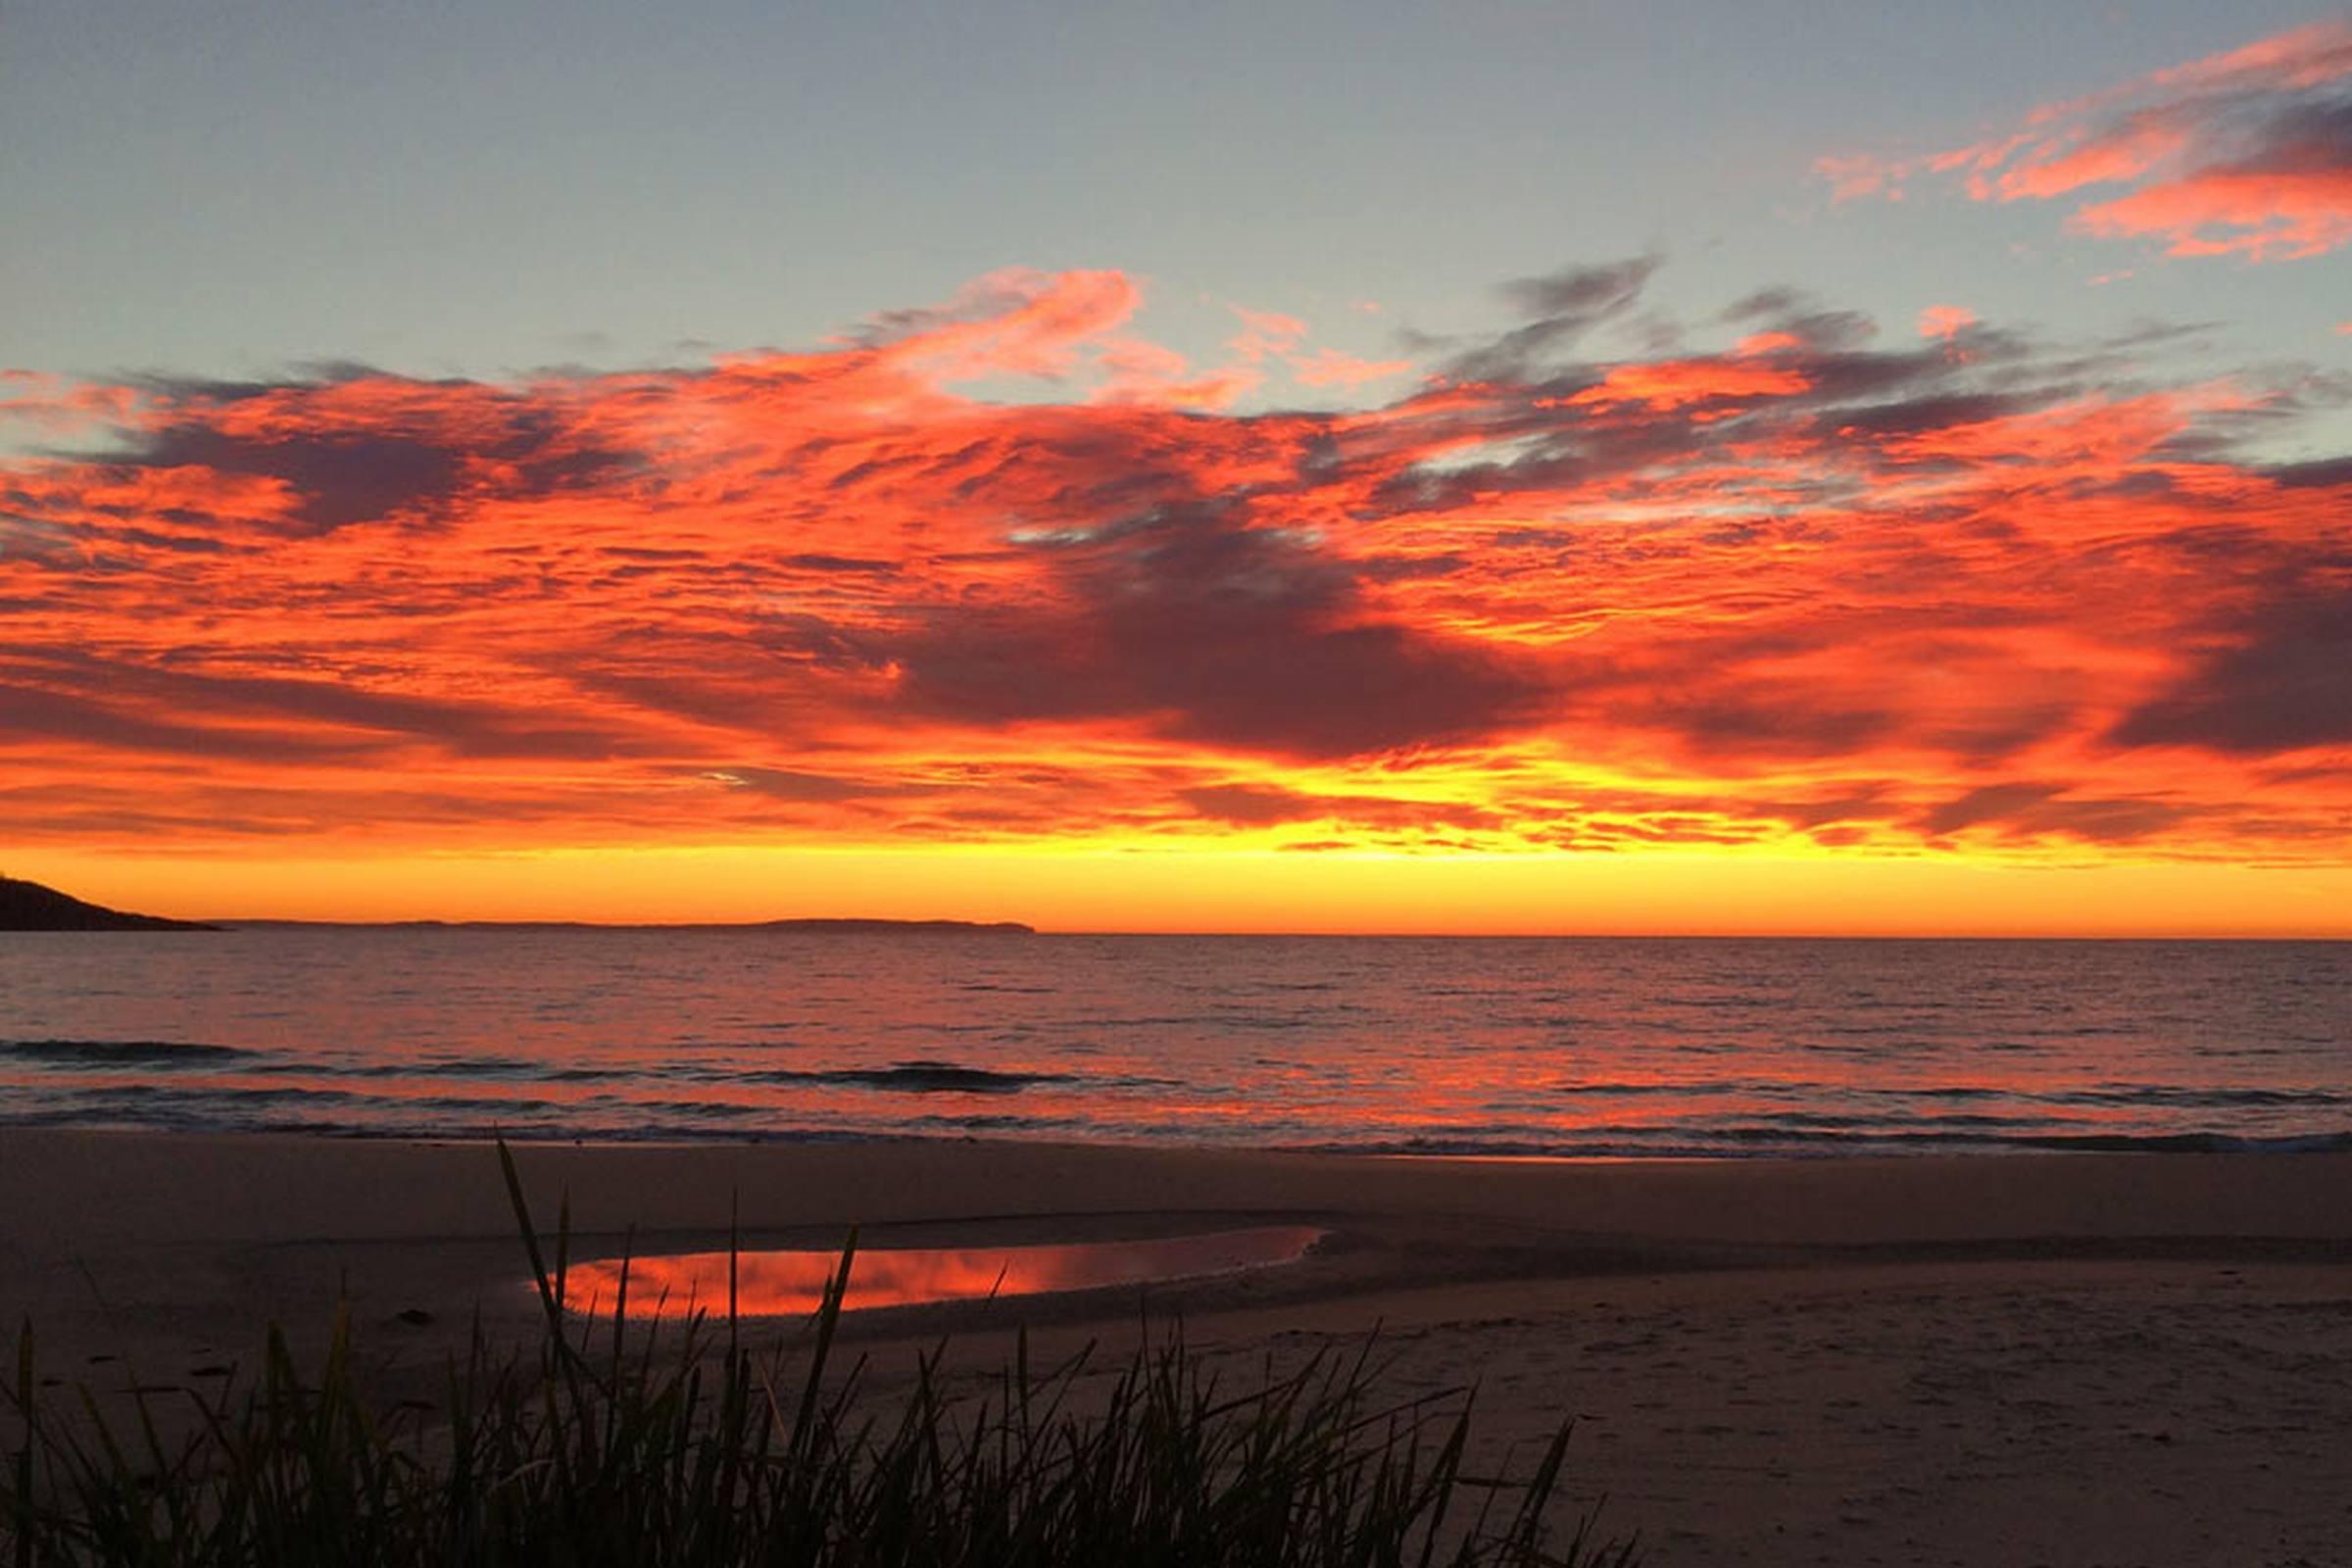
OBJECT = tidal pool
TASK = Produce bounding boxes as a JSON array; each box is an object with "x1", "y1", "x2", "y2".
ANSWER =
[{"x1": 561, "y1": 1225, "x2": 1327, "y2": 1317}]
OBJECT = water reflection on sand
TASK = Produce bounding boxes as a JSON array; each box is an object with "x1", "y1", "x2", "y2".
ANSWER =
[{"x1": 564, "y1": 1225, "x2": 1327, "y2": 1317}]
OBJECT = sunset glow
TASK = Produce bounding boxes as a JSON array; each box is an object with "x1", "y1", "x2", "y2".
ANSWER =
[{"x1": 4, "y1": 16, "x2": 2346, "y2": 935}]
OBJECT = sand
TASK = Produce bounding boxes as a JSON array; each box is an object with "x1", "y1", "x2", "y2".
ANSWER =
[{"x1": 5, "y1": 1129, "x2": 2349, "y2": 1565}]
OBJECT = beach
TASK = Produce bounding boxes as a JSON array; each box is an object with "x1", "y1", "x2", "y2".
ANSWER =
[
  {"x1": 6, "y1": 1129, "x2": 2349, "y2": 1565},
  {"x1": 13, "y1": 2, "x2": 2352, "y2": 1562}
]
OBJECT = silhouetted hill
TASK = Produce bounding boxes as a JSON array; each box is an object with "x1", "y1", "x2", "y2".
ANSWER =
[
  {"x1": 0, "y1": 877, "x2": 218, "y2": 931},
  {"x1": 336, "y1": 917, "x2": 1038, "y2": 933},
  {"x1": 226, "y1": 916, "x2": 1037, "y2": 932}
]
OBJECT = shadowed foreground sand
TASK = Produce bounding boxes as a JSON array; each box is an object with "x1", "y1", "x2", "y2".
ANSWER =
[{"x1": 5, "y1": 1131, "x2": 2349, "y2": 1566}]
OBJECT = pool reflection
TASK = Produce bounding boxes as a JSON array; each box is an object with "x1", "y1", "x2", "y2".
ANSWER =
[{"x1": 564, "y1": 1225, "x2": 1326, "y2": 1318}]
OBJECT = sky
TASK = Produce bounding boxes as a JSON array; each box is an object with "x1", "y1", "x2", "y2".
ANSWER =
[{"x1": 3, "y1": 3, "x2": 2349, "y2": 933}]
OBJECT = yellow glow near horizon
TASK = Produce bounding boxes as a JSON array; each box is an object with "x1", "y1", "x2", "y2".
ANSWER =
[{"x1": 13, "y1": 845, "x2": 2350, "y2": 939}]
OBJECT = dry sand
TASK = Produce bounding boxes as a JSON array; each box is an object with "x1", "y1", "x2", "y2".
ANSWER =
[{"x1": 4, "y1": 1129, "x2": 2349, "y2": 1566}]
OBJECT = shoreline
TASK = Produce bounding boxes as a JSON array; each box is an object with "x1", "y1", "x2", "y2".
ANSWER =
[
  {"x1": 10, "y1": 1119, "x2": 2348, "y2": 1159},
  {"x1": 13, "y1": 1123, "x2": 2352, "y2": 1237},
  {"x1": 7, "y1": 1128, "x2": 2350, "y2": 1564}
]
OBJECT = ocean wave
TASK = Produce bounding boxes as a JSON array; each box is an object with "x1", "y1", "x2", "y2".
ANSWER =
[
  {"x1": 6, "y1": 1089, "x2": 2345, "y2": 1158},
  {"x1": 1, "y1": 1039, "x2": 252, "y2": 1066},
  {"x1": 2048, "y1": 1084, "x2": 2352, "y2": 1108},
  {"x1": 54, "y1": 1083, "x2": 360, "y2": 1106},
  {"x1": 1544, "y1": 1079, "x2": 2352, "y2": 1109},
  {"x1": 1302, "y1": 1126, "x2": 2352, "y2": 1158},
  {"x1": 742, "y1": 1060, "x2": 1079, "y2": 1094}
]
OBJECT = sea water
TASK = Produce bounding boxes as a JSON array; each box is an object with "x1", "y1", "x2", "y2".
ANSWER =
[{"x1": 1, "y1": 929, "x2": 2346, "y2": 1156}]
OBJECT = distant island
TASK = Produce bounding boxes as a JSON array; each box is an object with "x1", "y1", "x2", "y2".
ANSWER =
[
  {"x1": 353, "y1": 917, "x2": 1039, "y2": 934},
  {"x1": 0, "y1": 877, "x2": 1032, "y2": 932},
  {"x1": 0, "y1": 876, "x2": 218, "y2": 932},
  {"x1": 747, "y1": 918, "x2": 1034, "y2": 934}
]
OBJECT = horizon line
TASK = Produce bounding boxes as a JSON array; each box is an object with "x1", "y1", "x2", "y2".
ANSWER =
[{"x1": 137, "y1": 917, "x2": 2352, "y2": 943}]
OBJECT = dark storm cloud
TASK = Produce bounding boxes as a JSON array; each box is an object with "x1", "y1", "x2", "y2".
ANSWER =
[
  {"x1": 2110, "y1": 588, "x2": 2352, "y2": 754},
  {"x1": 1919, "y1": 780, "x2": 2194, "y2": 843},
  {"x1": 136, "y1": 427, "x2": 466, "y2": 531},
  {"x1": 2229, "y1": 97, "x2": 2352, "y2": 178},
  {"x1": 88, "y1": 376, "x2": 639, "y2": 534},
  {"x1": 879, "y1": 503, "x2": 1545, "y2": 760},
  {"x1": 1442, "y1": 257, "x2": 1662, "y2": 382}
]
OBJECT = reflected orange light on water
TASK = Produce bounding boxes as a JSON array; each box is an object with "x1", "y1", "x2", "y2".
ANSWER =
[{"x1": 564, "y1": 1226, "x2": 1327, "y2": 1318}]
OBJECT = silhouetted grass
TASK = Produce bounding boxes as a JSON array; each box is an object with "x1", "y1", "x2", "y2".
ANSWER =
[{"x1": 2, "y1": 1142, "x2": 1636, "y2": 1566}]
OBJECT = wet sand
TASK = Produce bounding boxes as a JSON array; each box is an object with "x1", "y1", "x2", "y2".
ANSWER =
[{"x1": 5, "y1": 1130, "x2": 2349, "y2": 1565}]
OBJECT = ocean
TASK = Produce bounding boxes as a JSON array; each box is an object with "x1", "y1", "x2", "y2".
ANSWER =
[{"x1": 2, "y1": 929, "x2": 2346, "y2": 1156}]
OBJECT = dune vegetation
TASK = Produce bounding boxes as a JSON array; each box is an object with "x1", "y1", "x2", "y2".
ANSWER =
[{"x1": 3, "y1": 1144, "x2": 1634, "y2": 1567}]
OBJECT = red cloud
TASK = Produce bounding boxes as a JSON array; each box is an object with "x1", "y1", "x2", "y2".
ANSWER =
[
  {"x1": 1226, "y1": 305, "x2": 1310, "y2": 364},
  {"x1": 2, "y1": 265, "x2": 2347, "y2": 870},
  {"x1": 1092, "y1": 339, "x2": 1262, "y2": 409},
  {"x1": 2072, "y1": 156, "x2": 2352, "y2": 260},
  {"x1": 1916, "y1": 305, "x2": 1978, "y2": 342},
  {"x1": 1824, "y1": 21, "x2": 2352, "y2": 262},
  {"x1": 1561, "y1": 358, "x2": 1811, "y2": 411}
]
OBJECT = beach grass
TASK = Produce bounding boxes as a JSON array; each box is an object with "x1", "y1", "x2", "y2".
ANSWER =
[{"x1": 2, "y1": 1143, "x2": 1635, "y2": 1567}]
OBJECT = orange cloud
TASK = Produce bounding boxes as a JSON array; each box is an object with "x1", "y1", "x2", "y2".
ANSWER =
[
  {"x1": 1816, "y1": 153, "x2": 1903, "y2": 204},
  {"x1": 0, "y1": 372, "x2": 149, "y2": 435},
  {"x1": 1826, "y1": 21, "x2": 2352, "y2": 262},
  {"x1": 1988, "y1": 117, "x2": 2193, "y2": 202},
  {"x1": 1917, "y1": 305, "x2": 1977, "y2": 341},
  {"x1": 1226, "y1": 304, "x2": 1310, "y2": 364},
  {"x1": 2072, "y1": 161, "x2": 2352, "y2": 260},
  {"x1": 1732, "y1": 329, "x2": 1806, "y2": 357},
  {"x1": 850, "y1": 267, "x2": 1144, "y2": 382},
  {"x1": 1562, "y1": 357, "x2": 1811, "y2": 411},
  {"x1": 2, "y1": 263, "x2": 2347, "y2": 886},
  {"x1": 1091, "y1": 339, "x2": 1262, "y2": 409}
]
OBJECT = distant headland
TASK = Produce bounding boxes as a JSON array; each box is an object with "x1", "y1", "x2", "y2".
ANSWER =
[
  {"x1": 348, "y1": 917, "x2": 1039, "y2": 934},
  {"x1": 0, "y1": 879, "x2": 1032, "y2": 933},
  {"x1": 733, "y1": 918, "x2": 1034, "y2": 934},
  {"x1": 0, "y1": 876, "x2": 219, "y2": 931}
]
